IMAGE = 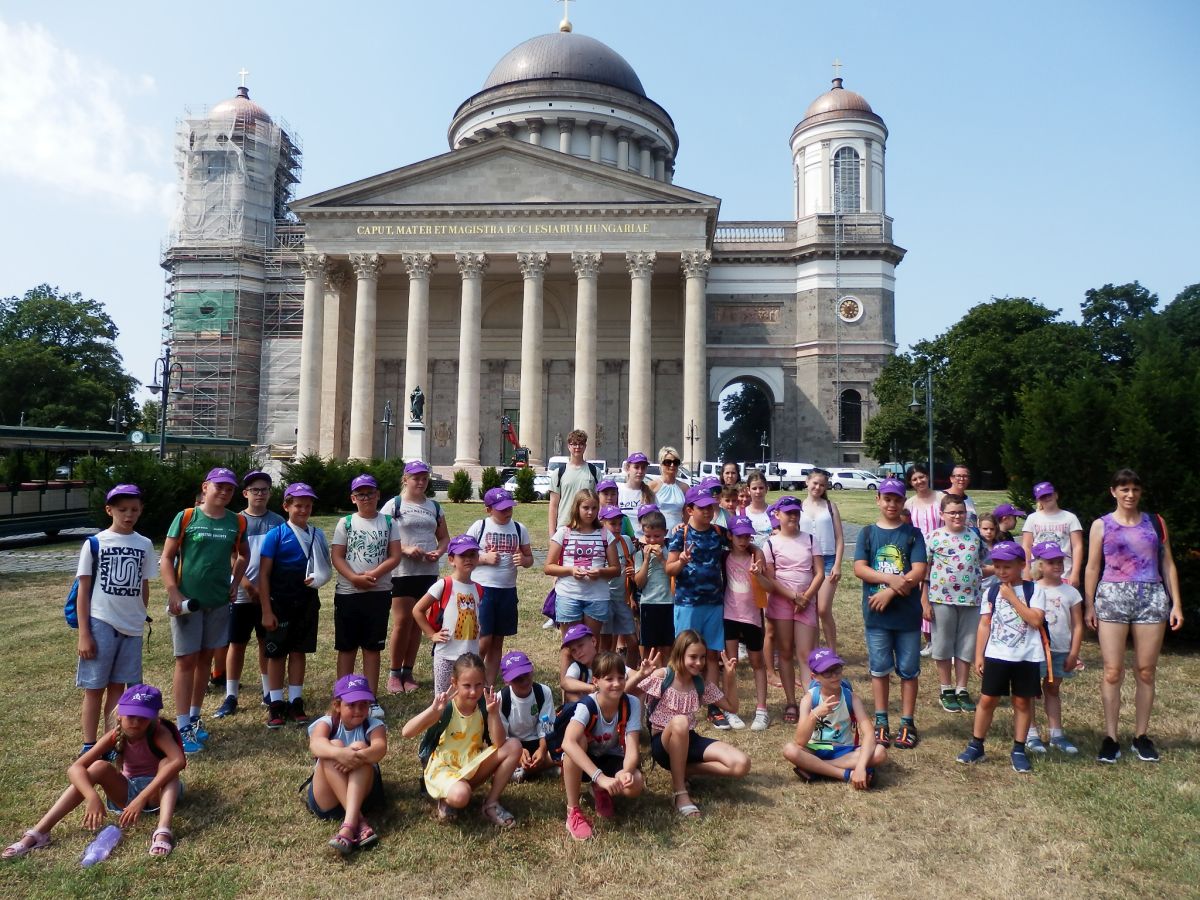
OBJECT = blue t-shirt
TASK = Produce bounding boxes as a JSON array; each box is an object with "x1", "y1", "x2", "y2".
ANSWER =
[
  {"x1": 666, "y1": 525, "x2": 728, "y2": 607},
  {"x1": 854, "y1": 523, "x2": 927, "y2": 632},
  {"x1": 260, "y1": 523, "x2": 329, "y2": 573}
]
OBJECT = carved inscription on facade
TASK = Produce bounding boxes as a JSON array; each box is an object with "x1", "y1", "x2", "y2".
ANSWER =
[{"x1": 714, "y1": 305, "x2": 781, "y2": 325}]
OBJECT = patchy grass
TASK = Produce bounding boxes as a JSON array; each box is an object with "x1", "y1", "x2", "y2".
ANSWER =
[{"x1": 0, "y1": 497, "x2": 1195, "y2": 899}]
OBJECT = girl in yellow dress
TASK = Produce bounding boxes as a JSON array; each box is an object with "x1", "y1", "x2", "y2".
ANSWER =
[{"x1": 401, "y1": 652, "x2": 522, "y2": 826}]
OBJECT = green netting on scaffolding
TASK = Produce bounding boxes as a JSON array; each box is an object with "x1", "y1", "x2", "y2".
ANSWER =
[{"x1": 173, "y1": 291, "x2": 236, "y2": 332}]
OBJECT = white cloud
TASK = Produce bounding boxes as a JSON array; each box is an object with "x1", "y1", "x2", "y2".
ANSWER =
[{"x1": 0, "y1": 18, "x2": 174, "y2": 214}]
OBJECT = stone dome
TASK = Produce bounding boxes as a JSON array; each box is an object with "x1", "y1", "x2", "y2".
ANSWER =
[
  {"x1": 209, "y1": 86, "x2": 272, "y2": 128},
  {"x1": 797, "y1": 78, "x2": 884, "y2": 130},
  {"x1": 482, "y1": 32, "x2": 646, "y2": 98}
]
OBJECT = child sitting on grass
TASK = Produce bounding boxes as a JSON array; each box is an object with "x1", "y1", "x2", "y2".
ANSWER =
[
  {"x1": 956, "y1": 541, "x2": 1047, "y2": 773},
  {"x1": 783, "y1": 649, "x2": 886, "y2": 788},
  {"x1": 497, "y1": 650, "x2": 556, "y2": 782},
  {"x1": 560, "y1": 623, "x2": 599, "y2": 703},
  {"x1": 4, "y1": 684, "x2": 185, "y2": 860},
  {"x1": 1024, "y1": 541, "x2": 1084, "y2": 755},
  {"x1": 306, "y1": 674, "x2": 388, "y2": 855}
]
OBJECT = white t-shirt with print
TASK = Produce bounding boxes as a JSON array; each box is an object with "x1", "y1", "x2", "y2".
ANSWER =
[
  {"x1": 331, "y1": 513, "x2": 399, "y2": 594},
  {"x1": 570, "y1": 695, "x2": 642, "y2": 757},
  {"x1": 499, "y1": 682, "x2": 555, "y2": 742},
  {"x1": 1022, "y1": 509, "x2": 1084, "y2": 577},
  {"x1": 424, "y1": 577, "x2": 481, "y2": 663},
  {"x1": 1039, "y1": 581, "x2": 1083, "y2": 652},
  {"x1": 76, "y1": 530, "x2": 155, "y2": 636},
  {"x1": 551, "y1": 526, "x2": 613, "y2": 603},
  {"x1": 981, "y1": 583, "x2": 1047, "y2": 663},
  {"x1": 467, "y1": 518, "x2": 529, "y2": 589}
]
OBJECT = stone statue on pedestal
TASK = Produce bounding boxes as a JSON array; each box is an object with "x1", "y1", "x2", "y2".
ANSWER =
[{"x1": 409, "y1": 385, "x2": 425, "y2": 423}]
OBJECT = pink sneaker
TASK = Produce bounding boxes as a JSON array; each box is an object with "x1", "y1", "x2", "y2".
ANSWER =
[
  {"x1": 592, "y1": 784, "x2": 615, "y2": 819},
  {"x1": 386, "y1": 674, "x2": 403, "y2": 695},
  {"x1": 565, "y1": 806, "x2": 593, "y2": 841}
]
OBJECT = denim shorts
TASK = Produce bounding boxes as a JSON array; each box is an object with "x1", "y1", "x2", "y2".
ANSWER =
[
  {"x1": 823, "y1": 556, "x2": 836, "y2": 577},
  {"x1": 306, "y1": 765, "x2": 384, "y2": 820},
  {"x1": 601, "y1": 591, "x2": 637, "y2": 635},
  {"x1": 674, "y1": 604, "x2": 724, "y2": 650},
  {"x1": 106, "y1": 774, "x2": 183, "y2": 813},
  {"x1": 1039, "y1": 650, "x2": 1076, "y2": 682},
  {"x1": 76, "y1": 619, "x2": 143, "y2": 689},
  {"x1": 555, "y1": 590, "x2": 610, "y2": 624},
  {"x1": 865, "y1": 626, "x2": 921, "y2": 680}
]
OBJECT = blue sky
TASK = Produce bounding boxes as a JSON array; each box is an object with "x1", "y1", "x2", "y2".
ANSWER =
[{"x1": 1, "y1": 0, "x2": 1197, "y2": 404}]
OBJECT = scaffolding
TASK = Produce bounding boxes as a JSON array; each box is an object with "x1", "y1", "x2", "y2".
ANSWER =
[{"x1": 161, "y1": 87, "x2": 303, "y2": 443}]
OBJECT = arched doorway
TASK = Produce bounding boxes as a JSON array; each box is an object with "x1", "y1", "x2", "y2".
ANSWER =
[{"x1": 716, "y1": 378, "x2": 773, "y2": 464}]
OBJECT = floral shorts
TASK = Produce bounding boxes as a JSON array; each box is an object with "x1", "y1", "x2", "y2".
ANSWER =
[{"x1": 1094, "y1": 581, "x2": 1170, "y2": 625}]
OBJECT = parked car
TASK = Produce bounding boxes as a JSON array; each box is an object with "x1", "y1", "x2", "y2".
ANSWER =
[
  {"x1": 828, "y1": 469, "x2": 879, "y2": 491},
  {"x1": 777, "y1": 461, "x2": 817, "y2": 490},
  {"x1": 611, "y1": 463, "x2": 692, "y2": 486},
  {"x1": 738, "y1": 461, "x2": 782, "y2": 489},
  {"x1": 502, "y1": 473, "x2": 552, "y2": 500}
]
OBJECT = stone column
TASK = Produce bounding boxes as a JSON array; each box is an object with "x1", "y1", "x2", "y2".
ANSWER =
[
  {"x1": 348, "y1": 253, "x2": 384, "y2": 460},
  {"x1": 587, "y1": 121, "x2": 605, "y2": 162},
  {"x1": 527, "y1": 117, "x2": 544, "y2": 146},
  {"x1": 296, "y1": 252, "x2": 327, "y2": 457},
  {"x1": 517, "y1": 252, "x2": 549, "y2": 466},
  {"x1": 638, "y1": 138, "x2": 654, "y2": 177},
  {"x1": 615, "y1": 127, "x2": 632, "y2": 170},
  {"x1": 682, "y1": 250, "x2": 712, "y2": 463},
  {"x1": 625, "y1": 251, "x2": 656, "y2": 455},
  {"x1": 571, "y1": 251, "x2": 602, "y2": 433},
  {"x1": 453, "y1": 252, "x2": 488, "y2": 466},
  {"x1": 653, "y1": 149, "x2": 666, "y2": 182},
  {"x1": 820, "y1": 139, "x2": 831, "y2": 213},
  {"x1": 401, "y1": 253, "x2": 436, "y2": 455},
  {"x1": 557, "y1": 118, "x2": 574, "y2": 154},
  {"x1": 863, "y1": 138, "x2": 874, "y2": 211},
  {"x1": 320, "y1": 267, "x2": 349, "y2": 457}
]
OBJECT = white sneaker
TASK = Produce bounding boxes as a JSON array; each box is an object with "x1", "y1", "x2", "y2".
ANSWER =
[
  {"x1": 751, "y1": 709, "x2": 770, "y2": 731},
  {"x1": 369, "y1": 703, "x2": 385, "y2": 720},
  {"x1": 510, "y1": 766, "x2": 526, "y2": 783},
  {"x1": 919, "y1": 644, "x2": 933, "y2": 657},
  {"x1": 737, "y1": 642, "x2": 749, "y2": 662},
  {"x1": 725, "y1": 712, "x2": 746, "y2": 730},
  {"x1": 542, "y1": 618, "x2": 556, "y2": 629}
]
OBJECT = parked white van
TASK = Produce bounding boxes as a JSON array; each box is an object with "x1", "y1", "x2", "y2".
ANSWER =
[{"x1": 777, "y1": 462, "x2": 818, "y2": 490}]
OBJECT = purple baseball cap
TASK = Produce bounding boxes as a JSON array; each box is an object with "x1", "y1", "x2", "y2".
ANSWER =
[
  {"x1": 205, "y1": 467, "x2": 238, "y2": 486},
  {"x1": 447, "y1": 534, "x2": 481, "y2": 555},
  {"x1": 729, "y1": 515, "x2": 755, "y2": 536},
  {"x1": 774, "y1": 495, "x2": 803, "y2": 514},
  {"x1": 990, "y1": 540, "x2": 1025, "y2": 561},
  {"x1": 483, "y1": 487, "x2": 515, "y2": 510},
  {"x1": 350, "y1": 473, "x2": 377, "y2": 492},
  {"x1": 242, "y1": 470, "x2": 271, "y2": 486},
  {"x1": 993, "y1": 503, "x2": 1027, "y2": 519},
  {"x1": 637, "y1": 503, "x2": 660, "y2": 519},
  {"x1": 404, "y1": 459, "x2": 432, "y2": 476},
  {"x1": 1032, "y1": 540, "x2": 1065, "y2": 560},
  {"x1": 685, "y1": 485, "x2": 717, "y2": 507},
  {"x1": 562, "y1": 623, "x2": 594, "y2": 646},
  {"x1": 625, "y1": 452, "x2": 649, "y2": 465},
  {"x1": 333, "y1": 673, "x2": 375, "y2": 704},
  {"x1": 699, "y1": 476, "x2": 722, "y2": 493},
  {"x1": 117, "y1": 684, "x2": 163, "y2": 719},
  {"x1": 598, "y1": 504, "x2": 624, "y2": 521},
  {"x1": 808, "y1": 647, "x2": 846, "y2": 674},
  {"x1": 105, "y1": 483, "x2": 142, "y2": 503},
  {"x1": 878, "y1": 478, "x2": 907, "y2": 497},
  {"x1": 499, "y1": 650, "x2": 534, "y2": 683},
  {"x1": 284, "y1": 482, "x2": 317, "y2": 500},
  {"x1": 595, "y1": 478, "x2": 618, "y2": 493},
  {"x1": 1033, "y1": 481, "x2": 1056, "y2": 499},
  {"x1": 768, "y1": 512, "x2": 780, "y2": 529}
]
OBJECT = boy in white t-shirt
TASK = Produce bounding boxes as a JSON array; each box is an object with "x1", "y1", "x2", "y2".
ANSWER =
[
  {"x1": 956, "y1": 541, "x2": 1047, "y2": 773},
  {"x1": 1021, "y1": 481, "x2": 1084, "y2": 587},
  {"x1": 470, "y1": 488, "x2": 533, "y2": 684},
  {"x1": 74, "y1": 484, "x2": 155, "y2": 754},
  {"x1": 497, "y1": 650, "x2": 555, "y2": 781},
  {"x1": 413, "y1": 534, "x2": 485, "y2": 696},
  {"x1": 1024, "y1": 541, "x2": 1084, "y2": 755}
]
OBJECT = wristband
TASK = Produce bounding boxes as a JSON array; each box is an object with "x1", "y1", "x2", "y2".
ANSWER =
[{"x1": 591, "y1": 768, "x2": 603, "y2": 783}]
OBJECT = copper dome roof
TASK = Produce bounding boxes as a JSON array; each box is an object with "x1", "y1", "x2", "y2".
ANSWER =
[
  {"x1": 798, "y1": 78, "x2": 884, "y2": 129},
  {"x1": 482, "y1": 32, "x2": 646, "y2": 98},
  {"x1": 209, "y1": 86, "x2": 272, "y2": 128}
]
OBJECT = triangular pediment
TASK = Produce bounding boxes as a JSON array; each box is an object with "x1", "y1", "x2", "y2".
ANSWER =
[{"x1": 291, "y1": 138, "x2": 720, "y2": 212}]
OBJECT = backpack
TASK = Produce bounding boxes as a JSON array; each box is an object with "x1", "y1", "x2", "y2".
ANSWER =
[
  {"x1": 612, "y1": 534, "x2": 636, "y2": 606},
  {"x1": 146, "y1": 719, "x2": 188, "y2": 768},
  {"x1": 417, "y1": 700, "x2": 490, "y2": 770},
  {"x1": 500, "y1": 683, "x2": 548, "y2": 722},
  {"x1": 64, "y1": 535, "x2": 100, "y2": 628},
  {"x1": 548, "y1": 693, "x2": 632, "y2": 759},
  {"x1": 1148, "y1": 513, "x2": 1171, "y2": 600},
  {"x1": 467, "y1": 518, "x2": 529, "y2": 551},
  {"x1": 426, "y1": 577, "x2": 485, "y2": 631},
  {"x1": 174, "y1": 507, "x2": 249, "y2": 580},
  {"x1": 806, "y1": 679, "x2": 859, "y2": 747},
  {"x1": 660, "y1": 665, "x2": 706, "y2": 701},
  {"x1": 985, "y1": 581, "x2": 1054, "y2": 682},
  {"x1": 341, "y1": 513, "x2": 393, "y2": 544}
]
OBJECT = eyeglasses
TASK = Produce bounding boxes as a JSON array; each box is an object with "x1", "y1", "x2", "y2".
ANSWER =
[
  {"x1": 952, "y1": 473, "x2": 970, "y2": 479},
  {"x1": 351, "y1": 491, "x2": 377, "y2": 501},
  {"x1": 568, "y1": 441, "x2": 586, "y2": 447},
  {"x1": 944, "y1": 510, "x2": 966, "y2": 516},
  {"x1": 245, "y1": 487, "x2": 271, "y2": 495},
  {"x1": 661, "y1": 459, "x2": 679, "y2": 466}
]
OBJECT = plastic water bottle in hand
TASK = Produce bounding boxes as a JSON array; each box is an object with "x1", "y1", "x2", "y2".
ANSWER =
[{"x1": 81, "y1": 824, "x2": 122, "y2": 867}]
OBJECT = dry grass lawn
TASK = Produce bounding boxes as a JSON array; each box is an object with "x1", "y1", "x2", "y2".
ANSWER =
[{"x1": 0, "y1": 493, "x2": 1196, "y2": 898}]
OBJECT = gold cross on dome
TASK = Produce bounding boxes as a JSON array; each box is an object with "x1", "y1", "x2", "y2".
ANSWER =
[
  {"x1": 557, "y1": 0, "x2": 574, "y2": 27},
  {"x1": 832, "y1": 58, "x2": 842, "y2": 79},
  {"x1": 238, "y1": 67, "x2": 249, "y2": 87}
]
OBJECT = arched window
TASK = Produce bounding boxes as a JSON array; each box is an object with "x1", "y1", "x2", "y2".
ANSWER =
[
  {"x1": 832, "y1": 147, "x2": 860, "y2": 213},
  {"x1": 839, "y1": 389, "x2": 862, "y2": 443}
]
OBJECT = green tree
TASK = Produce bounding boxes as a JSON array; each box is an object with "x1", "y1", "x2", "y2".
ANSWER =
[
  {"x1": 447, "y1": 469, "x2": 473, "y2": 503},
  {"x1": 716, "y1": 382, "x2": 772, "y2": 462},
  {"x1": 0, "y1": 285, "x2": 137, "y2": 428},
  {"x1": 514, "y1": 466, "x2": 536, "y2": 503},
  {"x1": 138, "y1": 399, "x2": 161, "y2": 434},
  {"x1": 1081, "y1": 281, "x2": 1159, "y2": 367}
]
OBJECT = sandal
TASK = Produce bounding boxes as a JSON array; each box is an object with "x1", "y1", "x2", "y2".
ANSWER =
[
  {"x1": 149, "y1": 828, "x2": 175, "y2": 857},
  {"x1": 356, "y1": 819, "x2": 379, "y2": 849},
  {"x1": 401, "y1": 674, "x2": 419, "y2": 694},
  {"x1": 783, "y1": 704, "x2": 800, "y2": 725},
  {"x1": 482, "y1": 801, "x2": 516, "y2": 829},
  {"x1": 328, "y1": 822, "x2": 358, "y2": 855},
  {"x1": 672, "y1": 790, "x2": 701, "y2": 818},
  {"x1": 3, "y1": 829, "x2": 51, "y2": 859},
  {"x1": 435, "y1": 800, "x2": 458, "y2": 822}
]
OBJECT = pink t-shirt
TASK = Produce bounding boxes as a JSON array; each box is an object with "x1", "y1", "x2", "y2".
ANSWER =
[
  {"x1": 638, "y1": 671, "x2": 724, "y2": 732},
  {"x1": 904, "y1": 493, "x2": 944, "y2": 540},
  {"x1": 764, "y1": 533, "x2": 816, "y2": 603},
  {"x1": 121, "y1": 731, "x2": 161, "y2": 778},
  {"x1": 723, "y1": 553, "x2": 760, "y2": 626}
]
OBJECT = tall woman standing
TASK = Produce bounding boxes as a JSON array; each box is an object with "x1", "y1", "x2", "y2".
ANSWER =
[
  {"x1": 1084, "y1": 469, "x2": 1183, "y2": 763},
  {"x1": 650, "y1": 446, "x2": 687, "y2": 532},
  {"x1": 904, "y1": 464, "x2": 944, "y2": 655}
]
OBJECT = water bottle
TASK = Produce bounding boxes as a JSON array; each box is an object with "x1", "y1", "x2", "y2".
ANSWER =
[
  {"x1": 80, "y1": 825, "x2": 122, "y2": 867},
  {"x1": 167, "y1": 597, "x2": 201, "y2": 617}
]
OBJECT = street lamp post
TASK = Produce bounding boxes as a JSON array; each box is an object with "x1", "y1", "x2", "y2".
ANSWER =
[
  {"x1": 148, "y1": 345, "x2": 184, "y2": 462},
  {"x1": 380, "y1": 400, "x2": 395, "y2": 460},
  {"x1": 685, "y1": 419, "x2": 699, "y2": 475},
  {"x1": 909, "y1": 367, "x2": 934, "y2": 486},
  {"x1": 108, "y1": 401, "x2": 129, "y2": 432}
]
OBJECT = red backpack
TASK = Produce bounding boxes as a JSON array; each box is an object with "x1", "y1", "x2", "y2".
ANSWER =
[{"x1": 425, "y1": 577, "x2": 485, "y2": 631}]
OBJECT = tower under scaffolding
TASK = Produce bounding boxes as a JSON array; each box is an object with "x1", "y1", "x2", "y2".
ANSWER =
[{"x1": 160, "y1": 86, "x2": 303, "y2": 448}]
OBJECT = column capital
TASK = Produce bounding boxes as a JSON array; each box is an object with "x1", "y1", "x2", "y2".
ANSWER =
[
  {"x1": 636, "y1": 135, "x2": 654, "y2": 150},
  {"x1": 349, "y1": 252, "x2": 385, "y2": 281},
  {"x1": 326, "y1": 266, "x2": 348, "y2": 292},
  {"x1": 526, "y1": 117, "x2": 544, "y2": 134},
  {"x1": 557, "y1": 117, "x2": 575, "y2": 134},
  {"x1": 615, "y1": 126, "x2": 634, "y2": 140},
  {"x1": 517, "y1": 252, "x2": 549, "y2": 278},
  {"x1": 299, "y1": 252, "x2": 328, "y2": 279},
  {"x1": 587, "y1": 119, "x2": 607, "y2": 136},
  {"x1": 681, "y1": 249, "x2": 712, "y2": 280},
  {"x1": 497, "y1": 121, "x2": 517, "y2": 138},
  {"x1": 455, "y1": 252, "x2": 489, "y2": 279},
  {"x1": 571, "y1": 250, "x2": 602, "y2": 279},
  {"x1": 401, "y1": 252, "x2": 437, "y2": 280},
  {"x1": 625, "y1": 250, "x2": 657, "y2": 279}
]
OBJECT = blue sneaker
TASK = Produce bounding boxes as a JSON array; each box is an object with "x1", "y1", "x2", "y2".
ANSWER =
[
  {"x1": 956, "y1": 742, "x2": 986, "y2": 765},
  {"x1": 1049, "y1": 733, "x2": 1079, "y2": 755},
  {"x1": 1026, "y1": 734, "x2": 1047, "y2": 754},
  {"x1": 180, "y1": 725, "x2": 204, "y2": 754},
  {"x1": 193, "y1": 719, "x2": 209, "y2": 743},
  {"x1": 1011, "y1": 748, "x2": 1033, "y2": 773}
]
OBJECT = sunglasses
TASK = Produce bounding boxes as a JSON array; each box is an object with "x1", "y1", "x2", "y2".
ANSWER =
[{"x1": 661, "y1": 459, "x2": 680, "y2": 466}]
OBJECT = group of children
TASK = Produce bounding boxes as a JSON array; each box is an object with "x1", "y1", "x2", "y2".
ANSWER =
[{"x1": 4, "y1": 462, "x2": 1103, "y2": 860}]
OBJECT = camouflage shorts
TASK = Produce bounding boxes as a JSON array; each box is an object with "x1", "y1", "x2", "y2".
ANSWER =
[{"x1": 1094, "y1": 581, "x2": 1170, "y2": 625}]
